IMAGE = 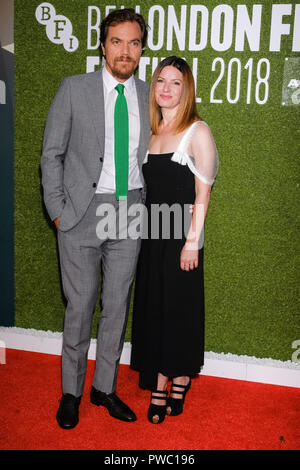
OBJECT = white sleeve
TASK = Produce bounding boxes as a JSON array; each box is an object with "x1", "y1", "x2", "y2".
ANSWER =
[
  {"x1": 189, "y1": 121, "x2": 218, "y2": 185},
  {"x1": 171, "y1": 121, "x2": 218, "y2": 185}
]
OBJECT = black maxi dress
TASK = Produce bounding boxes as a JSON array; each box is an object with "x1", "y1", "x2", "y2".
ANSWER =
[{"x1": 130, "y1": 151, "x2": 205, "y2": 391}]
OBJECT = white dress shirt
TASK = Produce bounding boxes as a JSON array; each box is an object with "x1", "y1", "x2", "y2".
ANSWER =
[{"x1": 96, "y1": 66, "x2": 142, "y2": 194}]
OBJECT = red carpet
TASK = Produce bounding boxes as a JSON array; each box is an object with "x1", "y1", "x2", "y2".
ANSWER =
[{"x1": 0, "y1": 349, "x2": 299, "y2": 451}]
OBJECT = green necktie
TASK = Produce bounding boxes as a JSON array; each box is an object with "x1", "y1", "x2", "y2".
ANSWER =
[{"x1": 114, "y1": 83, "x2": 129, "y2": 200}]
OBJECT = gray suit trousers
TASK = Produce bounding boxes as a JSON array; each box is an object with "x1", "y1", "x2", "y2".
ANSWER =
[{"x1": 57, "y1": 190, "x2": 142, "y2": 397}]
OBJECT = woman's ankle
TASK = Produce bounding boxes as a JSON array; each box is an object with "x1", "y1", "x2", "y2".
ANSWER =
[{"x1": 170, "y1": 376, "x2": 190, "y2": 398}]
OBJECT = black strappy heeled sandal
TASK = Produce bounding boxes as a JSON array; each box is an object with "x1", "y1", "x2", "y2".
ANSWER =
[
  {"x1": 147, "y1": 389, "x2": 168, "y2": 424},
  {"x1": 166, "y1": 379, "x2": 191, "y2": 416}
]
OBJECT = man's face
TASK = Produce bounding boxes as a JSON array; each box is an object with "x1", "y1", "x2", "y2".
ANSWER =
[{"x1": 102, "y1": 21, "x2": 143, "y2": 82}]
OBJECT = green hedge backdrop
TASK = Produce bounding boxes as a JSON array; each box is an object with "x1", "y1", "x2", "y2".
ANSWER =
[{"x1": 13, "y1": 0, "x2": 300, "y2": 361}]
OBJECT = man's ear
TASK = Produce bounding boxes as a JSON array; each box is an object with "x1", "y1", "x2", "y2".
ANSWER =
[{"x1": 100, "y1": 43, "x2": 105, "y2": 58}]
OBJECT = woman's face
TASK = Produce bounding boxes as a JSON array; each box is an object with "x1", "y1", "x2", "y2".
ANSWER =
[{"x1": 154, "y1": 65, "x2": 183, "y2": 111}]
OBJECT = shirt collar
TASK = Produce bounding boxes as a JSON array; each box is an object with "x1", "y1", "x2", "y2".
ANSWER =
[{"x1": 103, "y1": 65, "x2": 135, "y2": 96}]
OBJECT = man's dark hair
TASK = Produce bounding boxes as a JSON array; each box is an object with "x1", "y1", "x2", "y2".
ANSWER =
[{"x1": 100, "y1": 8, "x2": 148, "y2": 50}]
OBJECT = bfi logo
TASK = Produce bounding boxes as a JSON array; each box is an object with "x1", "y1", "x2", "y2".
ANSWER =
[{"x1": 35, "y1": 2, "x2": 79, "y2": 52}]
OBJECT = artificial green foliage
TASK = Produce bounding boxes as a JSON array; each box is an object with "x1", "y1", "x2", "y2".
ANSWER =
[{"x1": 14, "y1": 0, "x2": 300, "y2": 360}]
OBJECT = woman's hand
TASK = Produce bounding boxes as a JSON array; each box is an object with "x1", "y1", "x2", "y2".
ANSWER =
[{"x1": 180, "y1": 244, "x2": 198, "y2": 271}]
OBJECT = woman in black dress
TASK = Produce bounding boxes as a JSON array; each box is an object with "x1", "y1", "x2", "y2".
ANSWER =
[{"x1": 130, "y1": 57, "x2": 218, "y2": 423}]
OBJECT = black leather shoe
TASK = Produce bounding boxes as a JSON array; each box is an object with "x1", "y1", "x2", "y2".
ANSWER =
[
  {"x1": 90, "y1": 386, "x2": 137, "y2": 422},
  {"x1": 56, "y1": 394, "x2": 81, "y2": 429}
]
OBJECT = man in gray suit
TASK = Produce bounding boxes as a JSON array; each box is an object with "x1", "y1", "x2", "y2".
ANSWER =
[{"x1": 41, "y1": 9, "x2": 150, "y2": 429}]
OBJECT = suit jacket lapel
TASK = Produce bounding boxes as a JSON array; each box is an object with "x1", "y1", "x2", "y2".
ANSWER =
[
  {"x1": 84, "y1": 69, "x2": 148, "y2": 166},
  {"x1": 84, "y1": 68, "x2": 105, "y2": 156}
]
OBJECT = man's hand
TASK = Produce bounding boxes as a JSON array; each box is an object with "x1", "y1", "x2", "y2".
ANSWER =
[{"x1": 54, "y1": 217, "x2": 60, "y2": 229}]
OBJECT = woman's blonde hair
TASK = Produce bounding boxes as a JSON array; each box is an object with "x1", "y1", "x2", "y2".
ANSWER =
[{"x1": 149, "y1": 56, "x2": 201, "y2": 135}]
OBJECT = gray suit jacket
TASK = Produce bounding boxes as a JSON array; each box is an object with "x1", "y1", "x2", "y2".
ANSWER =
[{"x1": 41, "y1": 67, "x2": 150, "y2": 231}]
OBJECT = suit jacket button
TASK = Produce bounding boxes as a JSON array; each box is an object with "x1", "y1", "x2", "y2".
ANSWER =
[
  {"x1": 100, "y1": 157, "x2": 103, "y2": 162},
  {"x1": 93, "y1": 183, "x2": 96, "y2": 187}
]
